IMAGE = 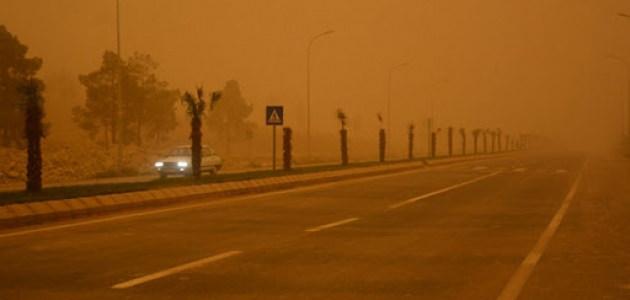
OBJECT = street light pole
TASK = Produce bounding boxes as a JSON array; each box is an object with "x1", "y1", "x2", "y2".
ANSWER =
[
  {"x1": 613, "y1": 11, "x2": 630, "y2": 136},
  {"x1": 607, "y1": 55, "x2": 630, "y2": 136},
  {"x1": 116, "y1": 0, "x2": 124, "y2": 170},
  {"x1": 387, "y1": 62, "x2": 409, "y2": 158},
  {"x1": 306, "y1": 30, "x2": 334, "y2": 160}
]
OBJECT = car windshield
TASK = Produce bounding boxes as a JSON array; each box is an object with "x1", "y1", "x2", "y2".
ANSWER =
[{"x1": 168, "y1": 147, "x2": 191, "y2": 157}]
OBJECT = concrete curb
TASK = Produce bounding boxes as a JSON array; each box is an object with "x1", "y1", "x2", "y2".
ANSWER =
[{"x1": 0, "y1": 153, "x2": 510, "y2": 228}]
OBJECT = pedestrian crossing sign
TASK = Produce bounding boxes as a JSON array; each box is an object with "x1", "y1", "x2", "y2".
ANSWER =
[{"x1": 266, "y1": 106, "x2": 284, "y2": 125}]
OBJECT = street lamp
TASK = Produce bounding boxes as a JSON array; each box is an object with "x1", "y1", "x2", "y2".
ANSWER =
[
  {"x1": 306, "y1": 29, "x2": 335, "y2": 160},
  {"x1": 612, "y1": 10, "x2": 630, "y2": 136},
  {"x1": 606, "y1": 54, "x2": 630, "y2": 136},
  {"x1": 115, "y1": 0, "x2": 124, "y2": 170},
  {"x1": 387, "y1": 62, "x2": 409, "y2": 158}
]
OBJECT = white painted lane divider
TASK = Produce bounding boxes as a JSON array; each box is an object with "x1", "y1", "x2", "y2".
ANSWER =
[
  {"x1": 555, "y1": 169, "x2": 568, "y2": 174},
  {"x1": 305, "y1": 218, "x2": 359, "y2": 233},
  {"x1": 497, "y1": 161, "x2": 587, "y2": 300},
  {"x1": 387, "y1": 171, "x2": 502, "y2": 210},
  {"x1": 513, "y1": 167, "x2": 526, "y2": 173},
  {"x1": 473, "y1": 166, "x2": 489, "y2": 171},
  {"x1": 112, "y1": 250, "x2": 242, "y2": 289}
]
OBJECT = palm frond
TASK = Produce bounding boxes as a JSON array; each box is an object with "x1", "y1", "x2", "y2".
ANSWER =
[
  {"x1": 337, "y1": 109, "x2": 347, "y2": 127},
  {"x1": 210, "y1": 91, "x2": 222, "y2": 110}
]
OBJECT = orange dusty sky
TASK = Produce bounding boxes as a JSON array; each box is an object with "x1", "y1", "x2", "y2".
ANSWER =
[{"x1": 2, "y1": 0, "x2": 630, "y2": 152}]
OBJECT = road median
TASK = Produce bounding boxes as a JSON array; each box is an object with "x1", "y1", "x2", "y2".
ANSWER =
[{"x1": 0, "y1": 153, "x2": 512, "y2": 228}]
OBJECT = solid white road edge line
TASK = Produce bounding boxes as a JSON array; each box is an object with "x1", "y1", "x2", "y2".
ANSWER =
[
  {"x1": 496, "y1": 161, "x2": 587, "y2": 300},
  {"x1": 387, "y1": 171, "x2": 502, "y2": 210},
  {"x1": 0, "y1": 157, "x2": 507, "y2": 239},
  {"x1": 112, "y1": 250, "x2": 242, "y2": 289},
  {"x1": 305, "y1": 218, "x2": 360, "y2": 233}
]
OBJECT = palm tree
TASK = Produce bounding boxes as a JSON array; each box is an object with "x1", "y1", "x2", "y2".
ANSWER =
[
  {"x1": 472, "y1": 129, "x2": 481, "y2": 154},
  {"x1": 431, "y1": 128, "x2": 441, "y2": 158},
  {"x1": 377, "y1": 113, "x2": 385, "y2": 162},
  {"x1": 408, "y1": 123, "x2": 415, "y2": 160},
  {"x1": 496, "y1": 128, "x2": 502, "y2": 151},
  {"x1": 483, "y1": 129, "x2": 490, "y2": 153},
  {"x1": 181, "y1": 87, "x2": 221, "y2": 179},
  {"x1": 447, "y1": 126, "x2": 454, "y2": 157},
  {"x1": 505, "y1": 134, "x2": 510, "y2": 151},
  {"x1": 283, "y1": 127, "x2": 292, "y2": 170},
  {"x1": 19, "y1": 78, "x2": 45, "y2": 192},
  {"x1": 459, "y1": 128, "x2": 466, "y2": 156},
  {"x1": 337, "y1": 109, "x2": 349, "y2": 165}
]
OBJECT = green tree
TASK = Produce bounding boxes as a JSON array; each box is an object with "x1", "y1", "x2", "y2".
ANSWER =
[
  {"x1": 0, "y1": 25, "x2": 43, "y2": 147},
  {"x1": 74, "y1": 51, "x2": 122, "y2": 146},
  {"x1": 123, "y1": 53, "x2": 179, "y2": 145},
  {"x1": 19, "y1": 78, "x2": 45, "y2": 192},
  {"x1": 74, "y1": 51, "x2": 178, "y2": 146},
  {"x1": 205, "y1": 80, "x2": 255, "y2": 155}
]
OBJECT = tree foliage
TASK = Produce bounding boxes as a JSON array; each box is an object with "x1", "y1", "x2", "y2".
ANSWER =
[
  {"x1": 205, "y1": 80, "x2": 255, "y2": 155},
  {"x1": 0, "y1": 25, "x2": 43, "y2": 147},
  {"x1": 73, "y1": 51, "x2": 179, "y2": 146}
]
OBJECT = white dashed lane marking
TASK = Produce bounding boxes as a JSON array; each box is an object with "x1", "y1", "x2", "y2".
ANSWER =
[
  {"x1": 305, "y1": 218, "x2": 360, "y2": 233},
  {"x1": 388, "y1": 171, "x2": 502, "y2": 210},
  {"x1": 112, "y1": 250, "x2": 242, "y2": 289}
]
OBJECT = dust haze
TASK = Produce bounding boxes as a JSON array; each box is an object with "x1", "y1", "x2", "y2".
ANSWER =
[{"x1": 2, "y1": 0, "x2": 629, "y2": 160}]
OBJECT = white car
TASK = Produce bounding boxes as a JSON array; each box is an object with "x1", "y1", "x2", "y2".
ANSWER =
[{"x1": 154, "y1": 145, "x2": 223, "y2": 178}]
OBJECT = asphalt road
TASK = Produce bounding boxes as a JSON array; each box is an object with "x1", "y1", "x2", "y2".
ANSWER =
[{"x1": 1, "y1": 152, "x2": 628, "y2": 299}]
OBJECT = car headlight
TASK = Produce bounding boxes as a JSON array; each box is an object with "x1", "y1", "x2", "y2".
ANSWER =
[
  {"x1": 177, "y1": 161, "x2": 188, "y2": 167},
  {"x1": 154, "y1": 162, "x2": 164, "y2": 167}
]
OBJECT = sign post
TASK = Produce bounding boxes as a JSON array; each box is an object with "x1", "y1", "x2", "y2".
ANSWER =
[{"x1": 266, "y1": 106, "x2": 284, "y2": 171}]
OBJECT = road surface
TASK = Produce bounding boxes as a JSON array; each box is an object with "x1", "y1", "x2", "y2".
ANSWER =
[{"x1": 1, "y1": 152, "x2": 629, "y2": 299}]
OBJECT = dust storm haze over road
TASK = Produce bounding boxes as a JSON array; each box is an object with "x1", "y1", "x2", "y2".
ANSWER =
[
  {"x1": 8, "y1": 2, "x2": 630, "y2": 299},
  {"x1": 2, "y1": 0, "x2": 629, "y2": 154}
]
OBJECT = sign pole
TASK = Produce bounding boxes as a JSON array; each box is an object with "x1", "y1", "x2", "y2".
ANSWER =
[
  {"x1": 272, "y1": 125, "x2": 277, "y2": 171},
  {"x1": 266, "y1": 105, "x2": 284, "y2": 172}
]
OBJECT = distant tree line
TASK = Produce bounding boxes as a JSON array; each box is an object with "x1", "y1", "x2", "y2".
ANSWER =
[{"x1": 72, "y1": 51, "x2": 179, "y2": 146}]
